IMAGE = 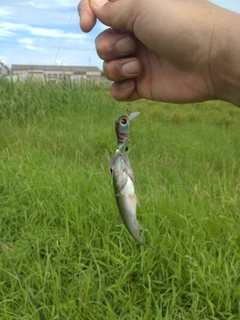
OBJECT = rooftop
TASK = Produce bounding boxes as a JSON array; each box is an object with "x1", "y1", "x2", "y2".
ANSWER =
[{"x1": 11, "y1": 64, "x2": 101, "y2": 73}]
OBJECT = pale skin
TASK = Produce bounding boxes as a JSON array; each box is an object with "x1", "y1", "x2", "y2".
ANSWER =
[{"x1": 78, "y1": 0, "x2": 240, "y2": 107}]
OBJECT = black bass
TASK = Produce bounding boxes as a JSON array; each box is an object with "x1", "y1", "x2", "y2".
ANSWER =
[
  {"x1": 110, "y1": 149, "x2": 156, "y2": 249},
  {"x1": 115, "y1": 112, "x2": 140, "y2": 150}
]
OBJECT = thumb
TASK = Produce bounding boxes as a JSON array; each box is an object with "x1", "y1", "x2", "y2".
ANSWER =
[{"x1": 90, "y1": 0, "x2": 135, "y2": 31}]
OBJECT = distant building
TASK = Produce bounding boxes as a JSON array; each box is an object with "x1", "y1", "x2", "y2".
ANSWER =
[
  {"x1": 11, "y1": 64, "x2": 102, "y2": 83},
  {"x1": 0, "y1": 62, "x2": 9, "y2": 78}
]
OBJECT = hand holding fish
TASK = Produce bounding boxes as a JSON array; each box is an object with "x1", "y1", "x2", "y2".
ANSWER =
[{"x1": 79, "y1": 0, "x2": 240, "y2": 107}]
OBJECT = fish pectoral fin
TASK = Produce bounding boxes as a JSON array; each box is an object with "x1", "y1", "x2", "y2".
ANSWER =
[
  {"x1": 136, "y1": 196, "x2": 140, "y2": 206},
  {"x1": 115, "y1": 192, "x2": 123, "y2": 198},
  {"x1": 137, "y1": 220, "x2": 148, "y2": 231},
  {"x1": 129, "y1": 194, "x2": 140, "y2": 206}
]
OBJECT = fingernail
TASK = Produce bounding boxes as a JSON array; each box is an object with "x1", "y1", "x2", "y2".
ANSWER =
[
  {"x1": 120, "y1": 79, "x2": 134, "y2": 89},
  {"x1": 122, "y1": 61, "x2": 139, "y2": 75},
  {"x1": 116, "y1": 38, "x2": 134, "y2": 54}
]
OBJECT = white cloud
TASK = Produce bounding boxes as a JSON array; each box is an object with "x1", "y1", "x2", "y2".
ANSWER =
[
  {"x1": 0, "y1": 55, "x2": 9, "y2": 64},
  {"x1": 29, "y1": 27, "x2": 87, "y2": 39},
  {"x1": 0, "y1": 22, "x2": 87, "y2": 40},
  {"x1": 55, "y1": 60, "x2": 68, "y2": 65},
  {"x1": 18, "y1": 37, "x2": 45, "y2": 51},
  {"x1": 0, "y1": 30, "x2": 14, "y2": 38},
  {"x1": 28, "y1": 27, "x2": 83, "y2": 39},
  {"x1": 29, "y1": 27, "x2": 66, "y2": 38},
  {"x1": 27, "y1": 1, "x2": 52, "y2": 9},
  {"x1": 18, "y1": 37, "x2": 34, "y2": 45},
  {"x1": 0, "y1": 22, "x2": 26, "y2": 32},
  {"x1": 25, "y1": 45, "x2": 40, "y2": 51},
  {"x1": 0, "y1": 7, "x2": 13, "y2": 16},
  {"x1": 27, "y1": 0, "x2": 78, "y2": 9}
]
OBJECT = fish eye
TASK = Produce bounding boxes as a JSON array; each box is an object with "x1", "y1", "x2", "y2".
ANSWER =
[{"x1": 120, "y1": 118, "x2": 127, "y2": 125}]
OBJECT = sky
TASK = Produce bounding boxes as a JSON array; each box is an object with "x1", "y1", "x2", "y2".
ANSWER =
[{"x1": 0, "y1": 0, "x2": 240, "y2": 70}]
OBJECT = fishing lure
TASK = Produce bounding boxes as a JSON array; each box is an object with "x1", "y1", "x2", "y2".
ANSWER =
[{"x1": 115, "y1": 111, "x2": 140, "y2": 149}]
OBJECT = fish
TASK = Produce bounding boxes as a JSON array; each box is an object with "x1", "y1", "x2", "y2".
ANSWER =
[
  {"x1": 110, "y1": 148, "x2": 156, "y2": 249},
  {"x1": 115, "y1": 112, "x2": 140, "y2": 149}
]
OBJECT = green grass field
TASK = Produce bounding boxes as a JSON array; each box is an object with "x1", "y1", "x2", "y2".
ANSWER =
[{"x1": 0, "y1": 78, "x2": 240, "y2": 319}]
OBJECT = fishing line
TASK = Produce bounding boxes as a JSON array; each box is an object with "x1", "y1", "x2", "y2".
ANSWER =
[
  {"x1": 127, "y1": 98, "x2": 131, "y2": 116},
  {"x1": 2, "y1": 244, "x2": 46, "y2": 320},
  {"x1": 54, "y1": 8, "x2": 76, "y2": 65},
  {"x1": 126, "y1": 98, "x2": 131, "y2": 145}
]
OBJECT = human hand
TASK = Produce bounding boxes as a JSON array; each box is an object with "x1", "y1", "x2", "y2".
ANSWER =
[{"x1": 79, "y1": 0, "x2": 240, "y2": 106}]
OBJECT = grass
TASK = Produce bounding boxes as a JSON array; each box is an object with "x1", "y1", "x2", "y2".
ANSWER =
[{"x1": 0, "y1": 78, "x2": 240, "y2": 319}]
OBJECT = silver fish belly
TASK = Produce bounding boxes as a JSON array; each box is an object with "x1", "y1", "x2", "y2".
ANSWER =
[{"x1": 110, "y1": 149, "x2": 156, "y2": 249}]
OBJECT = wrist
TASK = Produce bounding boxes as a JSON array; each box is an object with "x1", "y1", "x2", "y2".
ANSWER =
[{"x1": 210, "y1": 7, "x2": 240, "y2": 107}]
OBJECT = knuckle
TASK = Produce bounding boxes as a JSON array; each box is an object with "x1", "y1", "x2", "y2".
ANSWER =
[{"x1": 103, "y1": 60, "x2": 125, "y2": 81}]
